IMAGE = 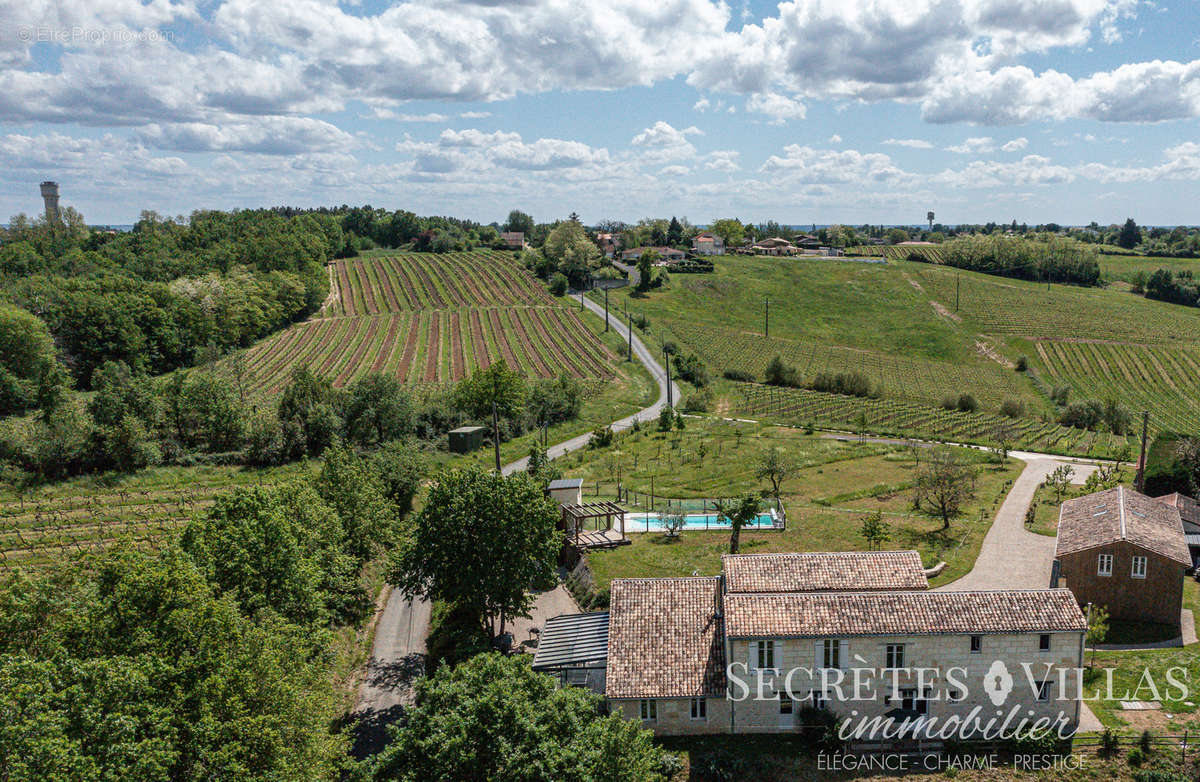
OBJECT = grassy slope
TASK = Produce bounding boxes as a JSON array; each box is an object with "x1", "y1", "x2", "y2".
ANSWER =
[
  {"x1": 598, "y1": 255, "x2": 1200, "y2": 450},
  {"x1": 563, "y1": 418, "x2": 1019, "y2": 589}
]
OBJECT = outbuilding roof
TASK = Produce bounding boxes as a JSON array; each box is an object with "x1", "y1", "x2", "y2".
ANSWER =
[
  {"x1": 722, "y1": 551, "x2": 929, "y2": 593},
  {"x1": 1157, "y1": 492, "x2": 1200, "y2": 533},
  {"x1": 547, "y1": 478, "x2": 583, "y2": 490},
  {"x1": 531, "y1": 612, "x2": 609, "y2": 670},
  {"x1": 1056, "y1": 485, "x2": 1191, "y2": 566},
  {"x1": 605, "y1": 577, "x2": 726, "y2": 699},
  {"x1": 723, "y1": 589, "x2": 1085, "y2": 639}
]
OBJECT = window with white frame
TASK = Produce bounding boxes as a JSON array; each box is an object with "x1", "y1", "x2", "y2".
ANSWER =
[
  {"x1": 1131, "y1": 555, "x2": 1147, "y2": 579},
  {"x1": 1036, "y1": 681, "x2": 1051, "y2": 702},
  {"x1": 822, "y1": 639, "x2": 843, "y2": 669},
  {"x1": 969, "y1": 635, "x2": 982, "y2": 653},
  {"x1": 753, "y1": 640, "x2": 776, "y2": 670},
  {"x1": 639, "y1": 699, "x2": 657, "y2": 721},
  {"x1": 690, "y1": 697, "x2": 707, "y2": 720},
  {"x1": 1098, "y1": 553, "x2": 1113, "y2": 576},
  {"x1": 1039, "y1": 634, "x2": 1051, "y2": 651},
  {"x1": 885, "y1": 644, "x2": 905, "y2": 669}
]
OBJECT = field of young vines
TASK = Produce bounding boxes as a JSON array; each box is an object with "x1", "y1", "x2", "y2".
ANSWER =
[
  {"x1": 1034, "y1": 341, "x2": 1200, "y2": 435},
  {"x1": 222, "y1": 251, "x2": 614, "y2": 392},
  {"x1": 845, "y1": 245, "x2": 945, "y2": 263},
  {"x1": 735, "y1": 383, "x2": 1135, "y2": 459},
  {"x1": 0, "y1": 465, "x2": 296, "y2": 571},
  {"x1": 326, "y1": 251, "x2": 556, "y2": 315}
]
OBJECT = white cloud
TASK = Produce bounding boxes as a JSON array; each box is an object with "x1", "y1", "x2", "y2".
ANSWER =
[
  {"x1": 138, "y1": 117, "x2": 354, "y2": 154},
  {"x1": 704, "y1": 149, "x2": 740, "y2": 172},
  {"x1": 828, "y1": 134, "x2": 842, "y2": 144},
  {"x1": 1001, "y1": 137, "x2": 1029, "y2": 151},
  {"x1": 745, "y1": 92, "x2": 807, "y2": 123},
  {"x1": 882, "y1": 138, "x2": 934, "y2": 149},
  {"x1": 946, "y1": 137, "x2": 996, "y2": 154},
  {"x1": 660, "y1": 165, "x2": 690, "y2": 176},
  {"x1": 631, "y1": 121, "x2": 702, "y2": 162},
  {"x1": 760, "y1": 145, "x2": 906, "y2": 185}
]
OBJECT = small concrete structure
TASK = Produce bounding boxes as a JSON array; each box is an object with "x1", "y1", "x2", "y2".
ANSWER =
[
  {"x1": 546, "y1": 477, "x2": 583, "y2": 507},
  {"x1": 448, "y1": 425, "x2": 486, "y2": 454}
]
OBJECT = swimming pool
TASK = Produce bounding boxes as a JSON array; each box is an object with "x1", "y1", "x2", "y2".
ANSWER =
[{"x1": 626, "y1": 510, "x2": 779, "y2": 533}]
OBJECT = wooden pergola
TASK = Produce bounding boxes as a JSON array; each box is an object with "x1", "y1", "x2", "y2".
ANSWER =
[{"x1": 561, "y1": 501, "x2": 628, "y2": 549}]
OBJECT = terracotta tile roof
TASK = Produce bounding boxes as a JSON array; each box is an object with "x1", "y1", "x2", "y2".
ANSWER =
[
  {"x1": 1157, "y1": 492, "x2": 1200, "y2": 530},
  {"x1": 723, "y1": 589, "x2": 1085, "y2": 638},
  {"x1": 1057, "y1": 486, "x2": 1191, "y2": 565},
  {"x1": 605, "y1": 577, "x2": 726, "y2": 699},
  {"x1": 722, "y1": 551, "x2": 928, "y2": 593}
]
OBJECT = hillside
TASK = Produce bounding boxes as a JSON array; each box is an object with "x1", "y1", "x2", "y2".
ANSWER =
[
  {"x1": 600, "y1": 254, "x2": 1200, "y2": 455},
  {"x1": 218, "y1": 251, "x2": 616, "y2": 393}
]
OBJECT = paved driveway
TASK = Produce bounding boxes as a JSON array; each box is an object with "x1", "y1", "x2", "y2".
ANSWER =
[{"x1": 938, "y1": 456, "x2": 1098, "y2": 592}]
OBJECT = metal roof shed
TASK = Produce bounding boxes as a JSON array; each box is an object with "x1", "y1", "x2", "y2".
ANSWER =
[{"x1": 531, "y1": 612, "x2": 609, "y2": 693}]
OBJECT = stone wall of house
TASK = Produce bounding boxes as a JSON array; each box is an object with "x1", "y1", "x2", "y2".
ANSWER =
[
  {"x1": 1059, "y1": 542, "x2": 1184, "y2": 626},
  {"x1": 611, "y1": 696, "x2": 731, "y2": 735},
  {"x1": 721, "y1": 632, "x2": 1084, "y2": 735}
]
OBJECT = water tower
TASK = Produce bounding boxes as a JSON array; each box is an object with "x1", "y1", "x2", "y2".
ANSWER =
[{"x1": 40, "y1": 181, "x2": 60, "y2": 223}]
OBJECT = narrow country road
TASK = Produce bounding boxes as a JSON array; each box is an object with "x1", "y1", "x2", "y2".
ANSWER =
[{"x1": 352, "y1": 287, "x2": 676, "y2": 748}]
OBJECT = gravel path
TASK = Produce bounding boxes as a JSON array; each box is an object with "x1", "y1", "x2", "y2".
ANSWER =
[{"x1": 937, "y1": 456, "x2": 1098, "y2": 592}]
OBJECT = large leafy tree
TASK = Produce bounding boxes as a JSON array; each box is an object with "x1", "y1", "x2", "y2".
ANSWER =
[
  {"x1": 913, "y1": 447, "x2": 976, "y2": 530},
  {"x1": 454, "y1": 360, "x2": 528, "y2": 422},
  {"x1": 0, "y1": 547, "x2": 345, "y2": 780},
  {"x1": 710, "y1": 218, "x2": 745, "y2": 248},
  {"x1": 343, "y1": 372, "x2": 413, "y2": 447},
  {"x1": 1117, "y1": 217, "x2": 1141, "y2": 249},
  {"x1": 503, "y1": 209, "x2": 535, "y2": 235},
  {"x1": 369, "y1": 653, "x2": 665, "y2": 782},
  {"x1": 542, "y1": 220, "x2": 601, "y2": 287},
  {"x1": 0, "y1": 304, "x2": 68, "y2": 417},
  {"x1": 388, "y1": 468, "x2": 559, "y2": 638}
]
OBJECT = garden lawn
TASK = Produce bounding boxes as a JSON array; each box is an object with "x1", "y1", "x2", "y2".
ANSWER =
[{"x1": 576, "y1": 419, "x2": 1021, "y2": 589}]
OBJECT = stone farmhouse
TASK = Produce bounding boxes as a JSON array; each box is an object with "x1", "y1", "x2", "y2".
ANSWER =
[
  {"x1": 1054, "y1": 485, "x2": 1191, "y2": 627},
  {"x1": 691, "y1": 232, "x2": 725, "y2": 255},
  {"x1": 591, "y1": 551, "x2": 1085, "y2": 737}
]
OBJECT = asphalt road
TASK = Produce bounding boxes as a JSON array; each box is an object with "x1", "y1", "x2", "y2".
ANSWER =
[{"x1": 351, "y1": 287, "x2": 675, "y2": 752}]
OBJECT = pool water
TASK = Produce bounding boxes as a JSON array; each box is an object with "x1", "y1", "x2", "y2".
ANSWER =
[{"x1": 627, "y1": 511, "x2": 778, "y2": 533}]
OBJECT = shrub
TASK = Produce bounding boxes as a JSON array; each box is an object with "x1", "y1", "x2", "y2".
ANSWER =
[
  {"x1": 1059, "y1": 399, "x2": 1106, "y2": 430},
  {"x1": 1140, "y1": 729, "x2": 1152, "y2": 753},
  {"x1": 1000, "y1": 399, "x2": 1025, "y2": 418},
  {"x1": 723, "y1": 368, "x2": 756, "y2": 382},
  {"x1": 1135, "y1": 771, "x2": 1187, "y2": 782},
  {"x1": 941, "y1": 394, "x2": 958, "y2": 411},
  {"x1": 956, "y1": 393, "x2": 979, "y2": 413},
  {"x1": 588, "y1": 425, "x2": 614, "y2": 448},
  {"x1": 548, "y1": 272, "x2": 569, "y2": 296},
  {"x1": 661, "y1": 341, "x2": 678, "y2": 355},
  {"x1": 657, "y1": 406, "x2": 674, "y2": 432},
  {"x1": 672, "y1": 352, "x2": 709, "y2": 386},
  {"x1": 1050, "y1": 385, "x2": 1071, "y2": 406},
  {"x1": 763, "y1": 355, "x2": 801, "y2": 387},
  {"x1": 811, "y1": 371, "x2": 874, "y2": 398},
  {"x1": 1099, "y1": 728, "x2": 1120, "y2": 757},
  {"x1": 1127, "y1": 748, "x2": 1145, "y2": 767},
  {"x1": 682, "y1": 388, "x2": 712, "y2": 413},
  {"x1": 1015, "y1": 355, "x2": 1028, "y2": 372}
]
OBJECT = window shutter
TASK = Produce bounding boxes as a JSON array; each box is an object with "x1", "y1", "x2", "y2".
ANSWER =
[
  {"x1": 815, "y1": 640, "x2": 824, "y2": 669},
  {"x1": 839, "y1": 640, "x2": 849, "y2": 670},
  {"x1": 749, "y1": 641, "x2": 757, "y2": 669}
]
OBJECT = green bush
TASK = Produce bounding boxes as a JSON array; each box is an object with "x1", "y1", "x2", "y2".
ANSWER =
[
  {"x1": 548, "y1": 272, "x2": 569, "y2": 296},
  {"x1": 763, "y1": 355, "x2": 801, "y2": 387},
  {"x1": 723, "y1": 369, "x2": 756, "y2": 382},
  {"x1": 1000, "y1": 399, "x2": 1025, "y2": 418},
  {"x1": 1127, "y1": 747, "x2": 1145, "y2": 766}
]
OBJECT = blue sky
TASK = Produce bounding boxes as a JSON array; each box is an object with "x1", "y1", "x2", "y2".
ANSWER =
[{"x1": 2, "y1": 0, "x2": 1199, "y2": 226}]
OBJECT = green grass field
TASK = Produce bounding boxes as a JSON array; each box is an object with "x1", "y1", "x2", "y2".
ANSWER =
[
  {"x1": 558, "y1": 418, "x2": 1020, "y2": 589},
  {"x1": 596, "y1": 254, "x2": 1200, "y2": 452}
]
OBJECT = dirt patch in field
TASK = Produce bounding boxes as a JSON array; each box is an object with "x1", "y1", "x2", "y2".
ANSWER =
[
  {"x1": 975, "y1": 339, "x2": 1015, "y2": 369},
  {"x1": 903, "y1": 272, "x2": 924, "y2": 292},
  {"x1": 929, "y1": 299, "x2": 962, "y2": 322},
  {"x1": 1117, "y1": 708, "x2": 1174, "y2": 732}
]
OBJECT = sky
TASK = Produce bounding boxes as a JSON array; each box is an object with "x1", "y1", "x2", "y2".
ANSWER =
[{"x1": 1, "y1": 0, "x2": 1199, "y2": 226}]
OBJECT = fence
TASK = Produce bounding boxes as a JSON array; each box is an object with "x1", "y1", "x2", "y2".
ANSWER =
[{"x1": 580, "y1": 480, "x2": 787, "y2": 531}]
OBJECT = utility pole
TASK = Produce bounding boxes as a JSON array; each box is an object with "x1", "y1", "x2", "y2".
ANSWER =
[
  {"x1": 604, "y1": 286, "x2": 609, "y2": 332},
  {"x1": 1135, "y1": 410, "x2": 1150, "y2": 492},
  {"x1": 491, "y1": 400, "x2": 501, "y2": 472},
  {"x1": 765, "y1": 297, "x2": 770, "y2": 338},
  {"x1": 665, "y1": 351, "x2": 673, "y2": 409},
  {"x1": 627, "y1": 310, "x2": 633, "y2": 361}
]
